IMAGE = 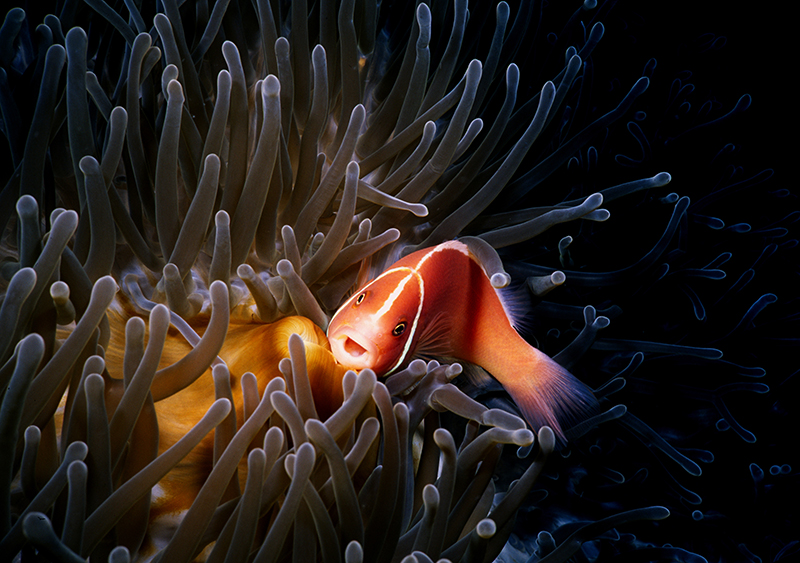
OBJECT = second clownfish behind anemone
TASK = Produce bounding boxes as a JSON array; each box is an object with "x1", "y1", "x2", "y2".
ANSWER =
[{"x1": 327, "y1": 240, "x2": 598, "y2": 442}]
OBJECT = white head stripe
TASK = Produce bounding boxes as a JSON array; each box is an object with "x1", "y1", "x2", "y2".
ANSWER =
[
  {"x1": 387, "y1": 270, "x2": 425, "y2": 374},
  {"x1": 386, "y1": 243, "x2": 470, "y2": 373}
]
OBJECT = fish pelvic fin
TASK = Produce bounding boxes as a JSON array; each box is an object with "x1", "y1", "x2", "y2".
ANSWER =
[{"x1": 502, "y1": 348, "x2": 598, "y2": 445}]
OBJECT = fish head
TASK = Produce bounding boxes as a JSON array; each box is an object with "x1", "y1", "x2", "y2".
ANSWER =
[{"x1": 327, "y1": 267, "x2": 421, "y2": 375}]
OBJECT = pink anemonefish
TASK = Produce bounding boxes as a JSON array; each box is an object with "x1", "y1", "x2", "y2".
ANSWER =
[{"x1": 327, "y1": 240, "x2": 598, "y2": 441}]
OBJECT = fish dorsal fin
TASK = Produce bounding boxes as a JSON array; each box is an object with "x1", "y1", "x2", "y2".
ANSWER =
[
  {"x1": 412, "y1": 311, "x2": 453, "y2": 360},
  {"x1": 494, "y1": 282, "x2": 533, "y2": 332},
  {"x1": 457, "y1": 237, "x2": 528, "y2": 330}
]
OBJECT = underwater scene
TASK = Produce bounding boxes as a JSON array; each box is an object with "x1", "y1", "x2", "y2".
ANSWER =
[{"x1": 0, "y1": 0, "x2": 795, "y2": 562}]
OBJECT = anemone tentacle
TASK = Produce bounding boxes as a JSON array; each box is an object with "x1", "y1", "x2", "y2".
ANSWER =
[{"x1": 0, "y1": 1, "x2": 790, "y2": 562}]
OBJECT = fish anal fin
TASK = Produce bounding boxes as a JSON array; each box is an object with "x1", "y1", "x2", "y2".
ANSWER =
[
  {"x1": 458, "y1": 361, "x2": 497, "y2": 390},
  {"x1": 500, "y1": 348, "x2": 598, "y2": 445}
]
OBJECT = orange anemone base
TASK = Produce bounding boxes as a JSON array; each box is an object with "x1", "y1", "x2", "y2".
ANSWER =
[{"x1": 100, "y1": 311, "x2": 350, "y2": 557}]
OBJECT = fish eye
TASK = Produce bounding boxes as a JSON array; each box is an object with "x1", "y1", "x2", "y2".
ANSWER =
[
  {"x1": 355, "y1": 292, "x2": 366, "y2": 305},
  {"x1": 392, "y1": 321, "x2": 407, "y2": 337}
]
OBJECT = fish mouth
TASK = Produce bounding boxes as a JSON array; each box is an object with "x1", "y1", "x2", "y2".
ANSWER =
[{"x1": 328, "y1": 326, "x2": 379, "y2": 370}]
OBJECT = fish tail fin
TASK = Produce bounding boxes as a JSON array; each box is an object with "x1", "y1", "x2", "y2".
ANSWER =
[{"x1": 502, "y1": 348, "x2": 598, "y2": 444}]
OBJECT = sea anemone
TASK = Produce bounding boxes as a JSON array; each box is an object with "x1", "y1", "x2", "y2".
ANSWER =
[{"x1": 0, "y1": 0, "x2": 793, "y2": 562}]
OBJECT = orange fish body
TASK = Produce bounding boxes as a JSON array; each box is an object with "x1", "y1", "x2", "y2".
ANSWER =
[{"x1": 327, "y1": 241, "x2": 597, "y2": 440}]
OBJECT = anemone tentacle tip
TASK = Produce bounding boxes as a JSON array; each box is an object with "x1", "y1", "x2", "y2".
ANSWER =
[{"x1": 654, "y1": 172, "x2": 672, "y2": 185}]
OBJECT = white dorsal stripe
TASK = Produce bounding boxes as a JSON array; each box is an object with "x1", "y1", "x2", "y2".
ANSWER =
[
  {"x1": 333, "y1": 242, "x2": 467, "y2": 325},
  {"x1": 416, "y1": 240, "x2": 469, "y2": 270},
  {"x1": 416, "y1": 240, "x2": 517, "y2": 328},
  {"x1": 329, "y1": 266, "x2": 411, "y2": 328}
]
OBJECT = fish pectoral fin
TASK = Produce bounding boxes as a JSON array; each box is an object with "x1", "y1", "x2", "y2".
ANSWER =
[
  {"x1": 502, "y1": 350, "x2": 598, "y2": 445},
  {"x1": 413, "y1": 312, "x2": 454, "y2": 358}
]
